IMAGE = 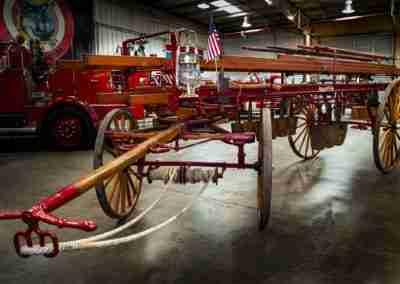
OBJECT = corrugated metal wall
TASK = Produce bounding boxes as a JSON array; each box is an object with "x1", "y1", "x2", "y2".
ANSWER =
[
  {"x1": 316, "y1": 33, "x2": 394, "y2": 83},
  {"x1": 95, "y1": 24, "x2": 167, "y2": 56},
  {"x1": 220, "y1": 30, "x2": 303, "y2": 81},
  {"x1": 93, "y1": 0, "x2": 207, "y2": 56},
  {"x1": 223, "y1": 30, "x2": 303, "y2": 57},
  {"x1": 319, "y1": 33, "x2": 393, "y2": 57}
]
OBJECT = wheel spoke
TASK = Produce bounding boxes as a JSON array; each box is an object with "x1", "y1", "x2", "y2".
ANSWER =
[
  {"x1": 113, "y1": 176, "x2": 122, "y2": 213},
  {"x1": 380, "y1": 133, "x2": 387, "y2": 165},
  {"x1": 120, "y1": 173, "x2": 127, "y2": 213},
  {"x1": 296, "y1": 121, "x2": 307, "y2": 129},
  {"x1": 126, "y1": 175, "x2": 134, "y2": 207},
  {"x1": 298, "y1": 127, "x2": 308, "y2": 154},
  {"x1": 388, "y1": 133, "x2": 394, "y2": 166},
  {"x1": 127, "y1": 167, "x2": 141, "y2": 196},
  {"x1": 293, "y1": 125, "x2": 307, "y2": 144},
  {"x1": 105, "y1": 145, "x2": 119, "y2": 158},
  {"x1": 113, "y1": 118, "x2": 121, "y2": 131},
  {"x1": 127, "y1": 167, "x2": 141, "y2": 181},
  {"x1": 396, "y1": 97, "x2": 400, "y2": 121},
  {"x1": 393, "y1": 129, "x2": 400, "y2": 142},
  {"x1": 391, "y1": 132, "x2": 396, "y2": 164},
  {"x1": 390, "y1": 133, "x2": 396, "y2": 165},
  {"x1": 384, "y1": 107, "x2": 391, "y2": 123},
  {"x1": 305, "y1": 129, "x2": 310, "y2": 157},
  {"x1": 382, "y1": 135, "x2": 390, "y2": 167},
  {"x1": 104, "y1": 172, "x2": 117, "y2": 189},
  {"x1": 379, "y1": 129, "x2": 390, "y2": 153},
  {"x1": 127, "y1": 174, "x2": 139, "y2": 207},
  {"x1": 121, "y1": 116, "x2": 126, "y2": 131},
  {"x1": 108, "y1": 173, "x2": 121, "y2": 204}
]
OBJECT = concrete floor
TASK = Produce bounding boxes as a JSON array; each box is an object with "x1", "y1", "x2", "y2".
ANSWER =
[{"x1": 1, "y1": 128, "x2": 400, "y2": 283}]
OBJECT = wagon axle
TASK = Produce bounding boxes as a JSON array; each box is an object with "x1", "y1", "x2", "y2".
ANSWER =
[{"x1": 146, "y1": 165, "x2": 223, "y2": 185}]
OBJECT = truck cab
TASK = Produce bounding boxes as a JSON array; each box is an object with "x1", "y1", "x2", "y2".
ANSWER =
[{"x1": 0, "y1": 40, "x2": 97, "y2": 149}]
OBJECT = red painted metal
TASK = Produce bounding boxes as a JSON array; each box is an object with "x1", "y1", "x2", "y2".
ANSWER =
[
  {"x1": 0, "y1": 183, "x2": 97, "y2": 257},
  {"x1": 143, "y1": 160, "x2": 257, "y2": 170},
  {"x1": 0, "y1": 38, "x2": 159, "y2": 146},
  {"x1": 14, "y1": 223, "x2": 59, "y2": 258}
]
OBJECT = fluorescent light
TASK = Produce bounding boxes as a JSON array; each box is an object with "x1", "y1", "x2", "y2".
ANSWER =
[
  {"x1": 197, "y1": 3, "x2": 210, "y2": 9},
  {"x1": 265, "y1": 0, "x2": 273, "y2": 5},
  {"x1": 222, "y1": 5, "x2": 242, "y2": 14},
  {"x1": 243, "y1": 28, "x2": 264, "y2": 33},
  {"x1": 210, "y1": 0, "x2": 230, "y2": 7},
  {"x1": 210, "y1": 1, "x2": 243, "y2": 16},
  {"x1": 227, "y1": 12, "x2": 249, "y2": 18}
]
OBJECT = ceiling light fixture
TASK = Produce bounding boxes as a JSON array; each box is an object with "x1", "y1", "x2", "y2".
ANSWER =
[
  {"x1": 221, "y1": 5, "x2": 242, "y2": 14},
  {"x1": 242, "y1": 15, "x2": 252, "y2": 28},
  {"x1": 265, "y1": 0, "x2": 273, "y2": 5},
  {"x1": 210, "y1": 0, "x2": 230, "y2": 7},
  {"x1": 342, "y1": 0, "x2": 355, "y2": 14},
  {"x1": 197, "y1": 3, "x2": 210, "y2": 9}
]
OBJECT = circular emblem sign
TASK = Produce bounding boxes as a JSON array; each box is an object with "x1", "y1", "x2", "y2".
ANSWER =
[{"x1": 0, "y1": 0, "x2": 74, "y2": 60}]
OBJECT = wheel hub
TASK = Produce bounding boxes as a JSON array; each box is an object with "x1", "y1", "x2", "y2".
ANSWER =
[{"x1": 54, "y1": 117, "x2": 82, "y2": 148}]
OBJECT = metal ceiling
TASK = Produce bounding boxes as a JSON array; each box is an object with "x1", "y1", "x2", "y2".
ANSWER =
[{"x1": 134, "y1": 0, "x2": 396, "y2": 33}]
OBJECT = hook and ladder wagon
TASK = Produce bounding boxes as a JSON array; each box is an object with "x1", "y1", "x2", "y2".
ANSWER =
[{"x1": 1, "y1": 43, "x2": 400, "y2": 258}]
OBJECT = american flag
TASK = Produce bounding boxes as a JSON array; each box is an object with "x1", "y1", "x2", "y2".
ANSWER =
[
  {"x1": 207, "y1": 20, "x2": 222, "y2": 61},
  {"x1": 162, "y1": 72, "x2": 176, "y2": 85},
  {"x1": 151, "y1": 71, "x2": 176, "y2": 86}
]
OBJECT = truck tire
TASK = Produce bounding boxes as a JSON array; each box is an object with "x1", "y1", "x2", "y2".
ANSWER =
[{"x1": 41, "y1": 106, "x2": 95, "y2": 150}]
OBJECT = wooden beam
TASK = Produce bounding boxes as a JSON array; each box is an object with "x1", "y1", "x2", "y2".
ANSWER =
[
  {"x1": 84, "y1": 55, "x2": 168, "y2": 69},
  {"x1": 200, "y1": 55, "x2": 400, "y2": 75}
]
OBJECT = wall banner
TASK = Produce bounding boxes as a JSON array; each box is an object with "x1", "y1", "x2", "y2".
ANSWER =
[{"x1": 0, "y1": 0, "x2": 74, "y2": 60}]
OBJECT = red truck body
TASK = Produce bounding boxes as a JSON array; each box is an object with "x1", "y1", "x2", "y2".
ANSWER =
[{"x1": 0, "y1": 40, "x2": 156, "y2": 149}]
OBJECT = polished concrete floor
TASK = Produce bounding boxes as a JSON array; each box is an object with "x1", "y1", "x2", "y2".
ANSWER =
[{"x1": 1, "y1": 128, "x2": 400, "y2": 283}]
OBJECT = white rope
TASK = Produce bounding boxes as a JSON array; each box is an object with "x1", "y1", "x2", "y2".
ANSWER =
[
  {"x1": 149, "y1": 167, "x2": 214, "y2": 184},
  {"x1": 20, "y1": 167, "x2": 211, "y2": 256},
  {"x1": 61, "y1": 180, "x2": 209, "y2": 251}
]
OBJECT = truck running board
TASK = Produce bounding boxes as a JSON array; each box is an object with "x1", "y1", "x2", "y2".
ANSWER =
[{"x1": 0, "y1": 127, "x2": 37, "y2": 138}]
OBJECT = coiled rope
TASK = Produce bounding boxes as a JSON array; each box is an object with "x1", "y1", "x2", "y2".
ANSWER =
[{"x1": 20, "y1": 167, "x2": 213, "y2": 256}]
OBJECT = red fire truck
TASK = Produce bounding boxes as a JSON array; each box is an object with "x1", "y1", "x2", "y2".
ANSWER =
[{"x1": 0, "y1": 31, "x2": 180, "y2": 149}]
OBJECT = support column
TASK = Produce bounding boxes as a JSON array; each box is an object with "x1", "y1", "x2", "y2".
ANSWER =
[
  {"x1": 304, "y1": 32, "x2": 312, "y2": 83},
  {"x1": 393, "y1": 31, "x2": 400, "y2": 68}
]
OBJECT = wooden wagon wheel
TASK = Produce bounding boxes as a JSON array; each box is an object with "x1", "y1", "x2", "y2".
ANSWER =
[
  {"x1": 373, "y1": 79, "x2": 400, "y2": 174},
  {"x1": 94, "y1": 109, "x2": 142, "y2": 219},
  {"x1": 257, "y1": 108, "x2": 273, "y2": 231},
  {"x1": 288, "y1": 103, "x2": 320, "y2": 160}
]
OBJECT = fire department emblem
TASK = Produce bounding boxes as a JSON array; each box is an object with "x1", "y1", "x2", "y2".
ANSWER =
[{"x1": 0, "y1": 0, "x2": 74, "y2": 59}]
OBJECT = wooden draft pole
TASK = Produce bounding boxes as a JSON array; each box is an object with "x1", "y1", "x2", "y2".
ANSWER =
[{"x1": 0, "y1": 124, "x2": 182, "y2": 231}]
